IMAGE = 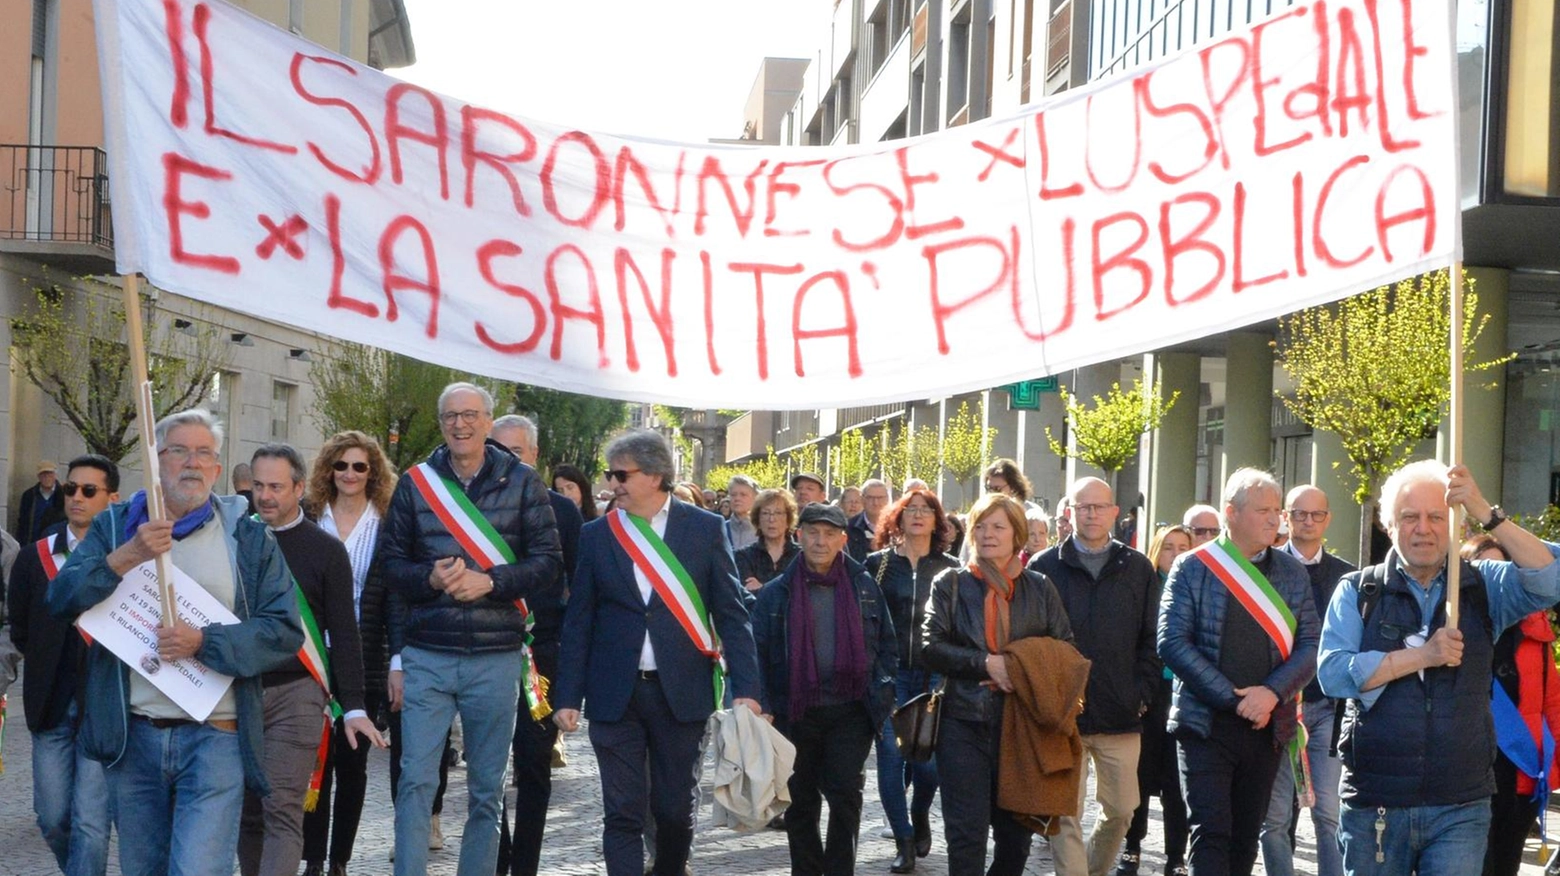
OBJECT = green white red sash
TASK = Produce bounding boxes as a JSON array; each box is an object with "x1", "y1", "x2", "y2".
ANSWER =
[
  {"x1": 1194, "y1": 535, "x2": 1298, "y2": 660},
  {"x1": 607, "y1": 508, "x2": 727, "y2": 708},
  {"x1": 39, "y1": 536, "x2": 95, "y2": 646},
  {"x1": 294, "y1": 583, "x2": 344, "y2": 812},
  {"x1": 407, "y1": 463, "x2": 551, "y2": 719}
]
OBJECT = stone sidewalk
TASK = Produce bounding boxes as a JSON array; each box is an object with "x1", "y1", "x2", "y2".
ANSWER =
[{"x1": 2, "y1": 665, "x2": 1549, "y2": 875}]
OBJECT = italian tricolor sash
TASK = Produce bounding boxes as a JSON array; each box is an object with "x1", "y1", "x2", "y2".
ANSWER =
[
  {"x1": 1194, "y1": 536, "x2": 1298, "y2": 660},
  {"x1": 40, "y1": 536, "x2": 94, "y2": 646},
  {"x1": 607, "y1": 508, "x2": 727, "y2": 708},
  {"x1": 407, "y1": 463, "x2": 551, "y2": 720},
  {"x1": 294, "y1": 583, "x2": 343, "y2": 812}
]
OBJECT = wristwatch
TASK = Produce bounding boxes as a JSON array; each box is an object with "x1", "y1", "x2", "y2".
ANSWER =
[{"x1": 1481, "y1": 505, "x2": 1507, "y2": 531}]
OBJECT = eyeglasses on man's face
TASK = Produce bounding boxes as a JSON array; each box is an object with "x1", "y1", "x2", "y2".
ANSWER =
[
  {"x1": 159, "y1": 445, "x2": 219, "y2": 465},
  {"x1": 1073, "y1": 503, "x2": 1114, "y2": 517},
  {"x1": 1191, "y1": 526, "x2": 1220, "y2": 538},
  {"x1": 62, "y1": 482, "x2": 104, "y2": 498},
  {"x1": 605, "y1": 468, "x2": 642, "y2": 483},
  {"x1": 438, "y1": 409, "x2": 486, "y2": 425},
  {"x1": 1286, "y1": 509, "x2": 1329, "y2": 522}
]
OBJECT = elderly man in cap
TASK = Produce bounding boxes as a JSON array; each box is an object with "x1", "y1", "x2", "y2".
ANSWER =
[
  {"x1": 791, "y1": 473, "x2": 828, "y2": 508},
  {"x1": 752, "y1": 502, "x2": 897, "y2": 876},
  {"x1": 17, "y1": 460, "x2": 65, "y2": 542}
]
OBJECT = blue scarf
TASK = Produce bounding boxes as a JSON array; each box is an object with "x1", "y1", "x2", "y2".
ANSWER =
[{"x1": 122, "y1": 490, "x2": 216, "y2": 543}]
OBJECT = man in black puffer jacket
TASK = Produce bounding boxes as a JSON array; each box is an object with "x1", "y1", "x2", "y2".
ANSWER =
[
  {"x1": 1029, "y1": 476, "x2": 1160, "y2": 876},
  {"x1": 380, "y1": 382, "x2": 562, "y2": 876}
]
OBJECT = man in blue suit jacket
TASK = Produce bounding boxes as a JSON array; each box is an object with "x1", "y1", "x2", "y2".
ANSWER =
[{"x1": 554, "y1": 430, "x2": 761, "y2": 876}]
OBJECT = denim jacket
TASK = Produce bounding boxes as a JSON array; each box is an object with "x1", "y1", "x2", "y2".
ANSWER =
[{"x1": 47, "y1": 495, "x2": 303, "y2": 795}]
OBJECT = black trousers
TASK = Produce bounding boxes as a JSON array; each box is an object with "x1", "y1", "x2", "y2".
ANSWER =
[
  {"x1": 1126, "y1": 710, "x2": 1189, "y2": 867},
  {"x1": 497, "y1": 649, "x2": 560, "y2": 876},
  {"x1": 588, "y1": 675, "x2": 707, "y2": 876},
  {"x1": 938, "y1": 715, "x2": 1037, "y2": 876},
  {"x1": 1483, "y1": 753, "x2": 1542, "y2": 876},
  {"x1": 1176, "y1": 713, "x2": 1281, "y2": 876},
  {"x1": 782, "y1": 701, "x2": 875, "y2": 876},
  {"x1": 301, "y1": 710, "x2": 375, "y2": 866}
]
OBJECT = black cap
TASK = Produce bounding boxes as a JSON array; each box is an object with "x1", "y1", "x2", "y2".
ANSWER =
[
  {"x1": 797, "y1": 503, "x2": 849, "y2": 530},
  {"x1": 790, "y1": 472, "x2": 825, "y2": 492}
]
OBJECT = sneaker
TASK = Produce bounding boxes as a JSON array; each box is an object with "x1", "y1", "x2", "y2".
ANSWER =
[
  {"x1": 429, "y1": 814, "x2": 445, "y2": 850},
  {"x1": 1167, "y1": 867, "x2": 1189, "y2": 876},
  {"x1": 1112, "y1": 852, "x2": 1140, "y2": 876}
]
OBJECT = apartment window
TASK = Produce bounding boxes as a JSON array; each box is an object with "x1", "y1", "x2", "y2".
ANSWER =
[
  {"x1": 271, "y1": 381, "x2": 295, "y2": 441},
  {"x1": 206, "y1": 370, "x2": 242, "y2": 463},
  {"x1": 948, "y1": 5, "x2": 973, "y2": 123},
  {"x1": 1502, "y1": 0, "x2": 1560, "y2": 197},
  {"x1": 910, "y1": 66, "x2": 926, "y2": 135},
  {"x1": 890, "y1": 0, "x2": 911, "y2": 39},
  {"x1": 870, "y1": 2, "x2": 890, "y2": 75}
]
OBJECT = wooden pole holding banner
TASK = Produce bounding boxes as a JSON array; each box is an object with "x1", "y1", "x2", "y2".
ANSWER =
[
  {"x1": 121, "y1": 274, "x2": 176, "y2": 628},
  {"x1": 1446, "y1": 265, "x2": 1463, "y2": 630}
]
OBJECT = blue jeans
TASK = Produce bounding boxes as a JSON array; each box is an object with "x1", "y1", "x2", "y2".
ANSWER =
[
  {"x1": 31, "y1": 703, "x2": 111, "y2": 876},
  {"x1": 394, "y1": 646, "x2": 521, "y2": 876},
  {"x1": 110, "y1": 716, "x2": 246, "y2": 876},
  {"x1": 876, "y1": 668, "x2": 941, "y2": 841},
  {"x1": 1338, "y1": 799, "x2": 1490, "y2": 876},
  {"x1": 1260, "y1": 697, "x2": 1344, "y2": 876}
]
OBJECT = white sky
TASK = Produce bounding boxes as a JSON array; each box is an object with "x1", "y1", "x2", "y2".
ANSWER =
[{"x1": 396, "y1": 1, "x2": 829, "y2": 143}]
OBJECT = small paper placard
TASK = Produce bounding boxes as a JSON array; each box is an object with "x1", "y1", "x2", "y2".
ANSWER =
[{"x1": 76, "y1": 559, "x2": 237, "y2": 721}]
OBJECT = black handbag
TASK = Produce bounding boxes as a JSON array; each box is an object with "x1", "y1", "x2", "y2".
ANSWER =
[{"x1": 887, "y1": 557, "x2": 953, "y2": 763}]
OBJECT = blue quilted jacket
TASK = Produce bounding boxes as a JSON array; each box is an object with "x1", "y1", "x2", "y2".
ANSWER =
[{"x1": 1156, "y1": 546, "x2": 1320, "y2": 746}]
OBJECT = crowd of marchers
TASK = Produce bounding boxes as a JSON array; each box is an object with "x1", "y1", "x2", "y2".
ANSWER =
[{"x1": 3, "y1": 381, "x2": 1558, "y2": 876}]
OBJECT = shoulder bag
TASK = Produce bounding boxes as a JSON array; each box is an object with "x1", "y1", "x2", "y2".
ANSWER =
[{"x1": 891, "y1": 558, "x2": 953, "y2": 763}]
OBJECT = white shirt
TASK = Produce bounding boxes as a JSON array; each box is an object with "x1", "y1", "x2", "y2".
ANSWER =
[
  {"x1": 635, "y1": 494, "x2": 674, "y2": 671},
  {"x1": 1282, "y1": 540, "x2": 1324, "y2": 566}
]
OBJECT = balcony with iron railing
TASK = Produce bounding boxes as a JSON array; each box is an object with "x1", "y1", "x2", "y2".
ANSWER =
[{"x1": 0, "y1": 145, "x2": 116, "y2": 275}]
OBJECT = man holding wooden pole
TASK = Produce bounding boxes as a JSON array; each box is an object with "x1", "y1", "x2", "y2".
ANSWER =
[
  {"x1": 1318, "y1": 461, "x2": 1560, "y2": 875},
  {"x1": 46, "y1": 409, "x2": 303, "y2": 876}
]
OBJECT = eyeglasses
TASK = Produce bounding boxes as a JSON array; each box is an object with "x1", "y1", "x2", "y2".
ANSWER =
[
  {"x1": 62, "y1": 482, "x2": 103, "y2": 498},
  {"x1": 159, "y1": 445, "x2": 218, "y2": 464},
  {"x1": 759, "y1": 509, "x2": 789, "y2": 520},
  {"x1": 984, "y1": 482, "x2": 1007, "y2": 492},
  {"x1": 1074, "y1": 503, "x2": 1114, "y2": 516},
  {"x1": 1286, "y1": 509, "x2": 1329, "y2": 522},
  {"x1": 1191, "y1": 526, "x2": 1221, "y2": 538},
  {"x1": 438, "y1": 409, "x2": 486, "y2": 425},
  {"x1": 333, "y1": 460, "x2": 370, "y2": 473},
  {"x1": 903, "y1": 505, "x2": 936, "y2": 517},
  {"x1": 605, "y1": 468, "x2": 642, "y2": 483}
]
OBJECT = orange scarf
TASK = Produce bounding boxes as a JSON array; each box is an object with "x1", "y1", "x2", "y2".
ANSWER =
[{"x1": 971, "y1": 558, "x2": 1020, "y2": 653}]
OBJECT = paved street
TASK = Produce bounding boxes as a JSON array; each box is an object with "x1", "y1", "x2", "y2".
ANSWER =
[{"x1": 1, "y1": 665, "x2": 1550, "y2": 875}]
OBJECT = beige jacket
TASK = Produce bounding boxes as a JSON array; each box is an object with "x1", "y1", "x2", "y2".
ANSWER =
[{"x1": 708, "y1": 706, "x2": 797, "y2": 831}]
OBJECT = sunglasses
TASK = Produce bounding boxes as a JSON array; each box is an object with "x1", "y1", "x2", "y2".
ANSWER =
[
  {"x1": 333, "y1": 460, "x2": 370, "y2": 473},
  {"x1": 62, "y1": 482, "x2": 104, "y2": 498},
  {"x1": 605, "y1": 468, "x2": 641, "y2": 483},
  {"x1": 1191, "y1": 526, "x2": 1221, "y2": 538}
]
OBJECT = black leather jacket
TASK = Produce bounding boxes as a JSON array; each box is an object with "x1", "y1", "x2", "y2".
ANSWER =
[
  {"x1": 380, "y1": 441, "x2": 563, "y2": 653},
  {"x1": 922, "y1": 567, "x2": 1074, "y2": 723}
]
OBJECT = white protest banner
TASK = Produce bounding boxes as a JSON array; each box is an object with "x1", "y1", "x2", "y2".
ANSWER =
[
  {"x1": 77, "y1": 560, "x2": 236, "y2": 721},
  {"x1": 95, "y1": 0, "x2": 1458, "y2": 409}
]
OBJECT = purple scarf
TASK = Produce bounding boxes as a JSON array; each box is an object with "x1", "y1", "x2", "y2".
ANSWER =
[
  {"x1": 122, "y1": 490, "x2": 216, "y2": 543},
  {"x1": 787, "y1": 554, "x2": 868, "y2": 722}
]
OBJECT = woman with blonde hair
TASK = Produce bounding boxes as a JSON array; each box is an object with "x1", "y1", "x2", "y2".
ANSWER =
[
  {"x1": 923, "y1": 493, "x2": 1074, "y2": 876},
  {"x1": 300, "y1": 431, "x2": 398, "y2": 875}
]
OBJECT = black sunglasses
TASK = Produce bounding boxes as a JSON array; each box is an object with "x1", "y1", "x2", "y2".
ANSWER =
[
  {"x1": 605, "y1": 468, "x2": 641, "y2": 483},
  {"x1": 333, "y1": 460, "x2": 370, "y2": 473},
  {"x1": 62, "y1": 482, "x2": 103, "y2": 498}
]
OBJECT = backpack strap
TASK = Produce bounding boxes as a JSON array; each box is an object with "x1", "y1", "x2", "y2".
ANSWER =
[{"x1": 1329, "y1": 563, "x2": 1390, "y2": 757}]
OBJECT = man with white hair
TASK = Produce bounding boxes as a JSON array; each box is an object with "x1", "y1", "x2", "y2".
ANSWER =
[
  {"x1": 48, "y1": 409, "x2": 304, "y2": 876},
  {"x1": 489, "y1": 413, "x2": 582, "y2": 876},
  {"x1": 1319, "y1": 461, "x2": 1560, "y2": 876},
  {"x1": 380, "y1": 384, "x2": 563, "y2": 876},
  {"x1": 1183, "y1": 504, "x2": 1223, "y2": 547},
  {"x1": 724, "y1": 475, "x2": 760, "y2": 552},
  {"x1": 847, "y1": 479, "x2": 891, "y2": 561},
  {"x1": 1159, "y1": 467, "x2": 1321, "y2": 876}
]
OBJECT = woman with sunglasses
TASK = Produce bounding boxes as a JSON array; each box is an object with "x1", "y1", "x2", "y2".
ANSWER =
[
  {"x1": 865, "y1": 488, "x2": 959, "y2": 872},
  {"x1": 299, "y1": 431, "x2": 399, "y2": 876}
]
